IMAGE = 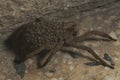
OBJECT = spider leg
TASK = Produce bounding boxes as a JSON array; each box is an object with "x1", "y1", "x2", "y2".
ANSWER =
[
  {"x1": 14, "y1": 54, "x2": 26, "y2": 64},
  {"x1": 61, "y1": 47, "x2": 81, "y2": 58},
  {"x1": 64, "y1": 43, "x2": 114, "y2": 69},
  {"x1": 80, "y1": 30, "x2": 117, "y2": 41},
  {"x1": 61, "y1": 46, "x2": 96, "y2": 60},
  {"x1": 36, "y1": 49, "x2": 50, "y2": 68},
  {"x1": 75, "y1": 36, "x2": 113, "y2": 42},
  {"x1": 13, "y1": 54, "x2": 27, "y2": 78},
  {"x1": 37, "y1": 41, "x2": 64, "y2": 68},
  {"x1": 14, "y1": 46, "x2": 44, "y2": 78}
]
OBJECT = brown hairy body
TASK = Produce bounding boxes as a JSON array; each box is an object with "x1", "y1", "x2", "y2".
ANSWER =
[{"x1": 5, "y1": 17, "x2": 117, "y2": 77}]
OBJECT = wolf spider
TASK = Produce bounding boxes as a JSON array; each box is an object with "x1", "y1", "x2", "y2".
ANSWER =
[{"x1": 5, "y1": 18, "x2": 117, "y2": 77}]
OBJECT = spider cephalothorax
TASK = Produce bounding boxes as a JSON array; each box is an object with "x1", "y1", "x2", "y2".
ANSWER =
[{"x1": 5, "y1": 17, "x2": 117, "y2": 77}]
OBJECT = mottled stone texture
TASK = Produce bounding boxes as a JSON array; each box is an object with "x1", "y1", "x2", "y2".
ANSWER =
[{"x1": 0, "y1": 0, "x2": 120, "y2": 80}]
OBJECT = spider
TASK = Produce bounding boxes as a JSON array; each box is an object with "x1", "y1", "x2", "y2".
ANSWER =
[{"x1": 5, "y1": 17, "x2": 117, "y2": 78}]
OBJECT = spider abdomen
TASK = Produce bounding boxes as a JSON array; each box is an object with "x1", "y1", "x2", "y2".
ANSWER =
[{"x1": 5, "y1": 17, "x2": 69, "y2": 56}]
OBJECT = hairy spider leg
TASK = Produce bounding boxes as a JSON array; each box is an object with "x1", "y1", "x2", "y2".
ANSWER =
[
  {"x1": 61, "y1": 46, "x2": 97, "y2": 60},
  {"x1": 13, "y1": 54, "x2": 27, "y2": 78},
  {"x1": 75, "y1": 36, "x2": 114, "y2": 42},
  {"x1": 80, "y1": 31, "x2": 117, "y2": 41},
  {"x1": 37, "y1": 41, "x2": 64, "y2": 68},
  {"x1": 64, "y1": 42, "x2": 114, "y2": 69},
  {"x1": 36, "y1": 49, "x2": 50, "y2": 68},
  {"x1": 14, "y1": 54, "x2": 27, "y2": 64}
]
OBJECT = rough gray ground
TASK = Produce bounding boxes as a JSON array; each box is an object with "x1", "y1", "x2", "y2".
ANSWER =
[{"x1": 0, "y1": 0, "x2": 120, "y2": 80}]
